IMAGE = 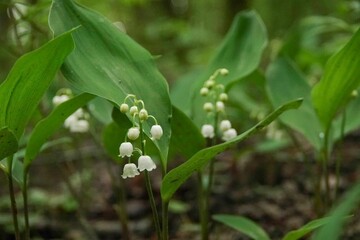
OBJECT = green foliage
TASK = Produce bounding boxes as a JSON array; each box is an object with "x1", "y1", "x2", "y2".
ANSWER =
[
  {"x1": 24, "y1": 93, "x2": 95, "y2": 169},
  {"x1": 171, "y1": 10, "x2": 268, "y2": 121},
  {"x1": 169, "y1": 106, "x2": 205, "y2": 159},
  {"x1": 283, "y1": 217, "x2": 333, "y2": 240},
  {"x1": 312, "y1": 27, "x2": 360, "y2": 130},
  {"x1": 312, "y1": 182, "x2": 360, "y2": 240},
  {"x1": 0, "y1": 31, "x2": 74, "y2": 161},
  {"x1": 266, "y1": 57, "x2": 323, "y2": 150},
  {"x1": 49, "y1": 0, "x2": 172, "y2": 166},
  {"x1": 213, "y1": 214, "x2": 270, "y2": 240},
  {"x1": 0, "y1": 128, "x2": 18, "y2": 162},
  {"x1": 161, "y1": 98, "x2": 302, "y2": 201}
]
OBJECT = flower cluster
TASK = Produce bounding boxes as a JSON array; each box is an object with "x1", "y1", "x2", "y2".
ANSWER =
[
  {"x1": 52, "y1": 89, "x2": 90, "y2": 133},
  {"x1": 200, "y1": 68, "x2": 237, "y2": 141},
  {"x1": 119, "y1": 94, "x2": 163, "y2": 179}
]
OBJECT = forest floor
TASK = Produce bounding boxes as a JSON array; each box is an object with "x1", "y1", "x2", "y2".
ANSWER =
[{"x1": 1, "y1": 132, "x2": 360, "y2": 240}]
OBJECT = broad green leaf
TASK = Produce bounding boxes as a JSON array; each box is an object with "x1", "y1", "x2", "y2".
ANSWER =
[
  {"x1": 312, "y1": 181, "x2": 360, "y2": 240},
  {"x1": 102, "y1": 122, "x2": 127, "y2": 162},
  {"x1": 24, "y1": 93, "x2": 95, "y2": 168},
  {"x1": 161, "y1": 98, "x2": 302, "y2": 201},
  {"x1": 213, "y1": 214, "x2": 270, "y2": 240},
  {"x1": 49, "y1": 0, "x2": 172, "y2": 166},
  {"x1": 312, "y1": 28, "x2": 360, "y2": 130},
  {"x1": 88, "y1": 97, "x2": 113, "y2": 125},
  {"x1": 170, "y1": 11, "x2": 267, "y2": 118},
  {"x1": 282, "y1": 217, "x2": 333, "y2": 240},
  {"x1": 192, "y1": 10, "x2": 267, "y2": 125},
  {"x1": 0, "y1": 31, "x2": 74, "y2": 141},
  {"x1": 0, "y1": 127, "x2": 18, "y2": 161},
  {"x1": 266, "y1": 57, "x2": 323, "y2": 150},
  {"x1": 169, "y1": 106, "x2": 205, "y2": 159}
]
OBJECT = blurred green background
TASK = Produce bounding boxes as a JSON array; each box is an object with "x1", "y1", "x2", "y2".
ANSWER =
[{"x1": 1, "y1": 0, "x2": 359, "y2": 83}]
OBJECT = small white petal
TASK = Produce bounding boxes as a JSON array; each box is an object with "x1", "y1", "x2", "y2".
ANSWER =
[
  {"x1": 138, "y1": 155, "x2": 156, "y2": 172},
  {"x1": 201, "y1": 124, "x2": 214, "y2": 138},
  {"x1": 151, "y1": 125, "x2": 163, "y2": 140},
  {"x1": 73, "y1": 108, "x2": 85, "y2": 118},
  {"x1": 127, "y1": 127, "x2": 140, "y2": 140},
  {"x1": 119, "y1": 142, "x2": 133, "y2": 158},
  {"x1": 222, "y1": 128, "x2": 237, "y2": 141},
  {"x1": 122, "y1": 163, "x2": 140, "y2": 179},
  {"x1": 220, "y1": 120, "x2": 232, "y2": 132}
]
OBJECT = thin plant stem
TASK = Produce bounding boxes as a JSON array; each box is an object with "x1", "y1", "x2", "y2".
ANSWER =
[
  {"x1": 335, "y1": 110, "x2": 346, "y2": 199},
  {"x1": 23, "y1": 167, "x2": 30, "y2": 240},
  {"x1": 144, "y1": 171, "x2": 162, "y2": 240},
  {"x1": 139, "y1": 121, "x2": 162, "y2": 240},
  {"x1": 322, "y1": 127, "x2": 331, "y2": 211},
  {"x1": 197, "y1": 171, "x2": 208, "y2": 240},
  {"x1": 7, "y1": 155, "x2": 20, "y2": 240},
  {"x1": 162, "y1": 201, "x2": 169, "y2": 240}
]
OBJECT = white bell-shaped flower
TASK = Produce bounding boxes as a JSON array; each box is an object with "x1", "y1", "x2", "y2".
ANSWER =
[
  {"x1": 222, "y1": 128, "x2": 237, "y2": 141},
  {"x1": 70, "y1": 119, "x2": 89, "y2": 133},
  {"x1": 119, "y1": 142, "x2": 133, "y2": 158},
  {"x1": 151, "y1": 125, "x2": 163, "y2": 140},
  {"x1": 121, "y1": 163, "x2": 140, "y2": 179},
  {"x1": 64, "y1": 115, "x2": 78, "y2": 128},
  {"x1": 138, "y1": 155, "x2": 156, "y2": 172},
  {"x1": 73, "y1": 108, "x2": 85, "y2": 118},
  {"x1": 52, "y1": 95, "x2": 70, "y2": 106},
  {"x1": 219, "y1": 120, "x2": 232, "y2": 132},
  {"x1": 127, "y1": 127, "x2": 140, "y2": 140},
  {"x1": 216, "y1": 101, "x2": 225, "y2": 112},
  {"x1": 201, "y1": 124, "x2": 214, "y2": 138}
]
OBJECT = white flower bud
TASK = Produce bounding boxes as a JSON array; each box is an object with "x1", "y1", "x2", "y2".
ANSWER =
[
  {"x1": 138, "y1": 155, "x2": 156, "y2": 172},
  {"x1": 222, "y1": 128, "x2": 237, "y2": 141},
  {"x1": 129, "y1": 106, "x2": 138, "y2": 115},
  {"x1": 201, "y1": 124, "x2": 214, "y2": 138},
  {"x1": 52, "y1": 95, "x2": 70, "y2": 106},
  {"x1": 139, "y1": 109, "x2": 148, "y2": 121},
  {"x1": 216, "y1": 101, "x2": 225, "y2": 112},
  {"x1": 122, "y1": 163, "x2": 140, "y2": 179},
  {"x1": 127, "y1": 127, "x2": 140, "y2": 140},
  {"x1": 151, "y1": 124, "x2": 163, "y2": 140},
  {"x1": 219, "y1": 93, "x2": 228, "y2": 102},
  {"x1": 119, "y1": 142, "x2": 133, "y2": 158},
  {"x1": 120, "y1": 103, "x2": 129, "y2": 113},
  {"x1": 203, "y1": 102, "x2": 214, "y2": 112},
  {"x1": 220, "y1": 120, "x2": 232, "y2": 132},
  {"x1": 64, "y1": 115, "x2": 78, "y2": 128},
  {"x1": 220, "y1": 68, "x2": 229, "y2": 75},
  {"x1": 200, "y1": 87, "x2": 209, "y2": 96},
  {"x1": 73, "y1": 108, "x2": 85, "y2": 118},
  {"x1": 204, "y1": 79, "x2": 215, "y2": 88},
  {"x1": 69, "y1": 119, "x2": 89, "y2": 133}
]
